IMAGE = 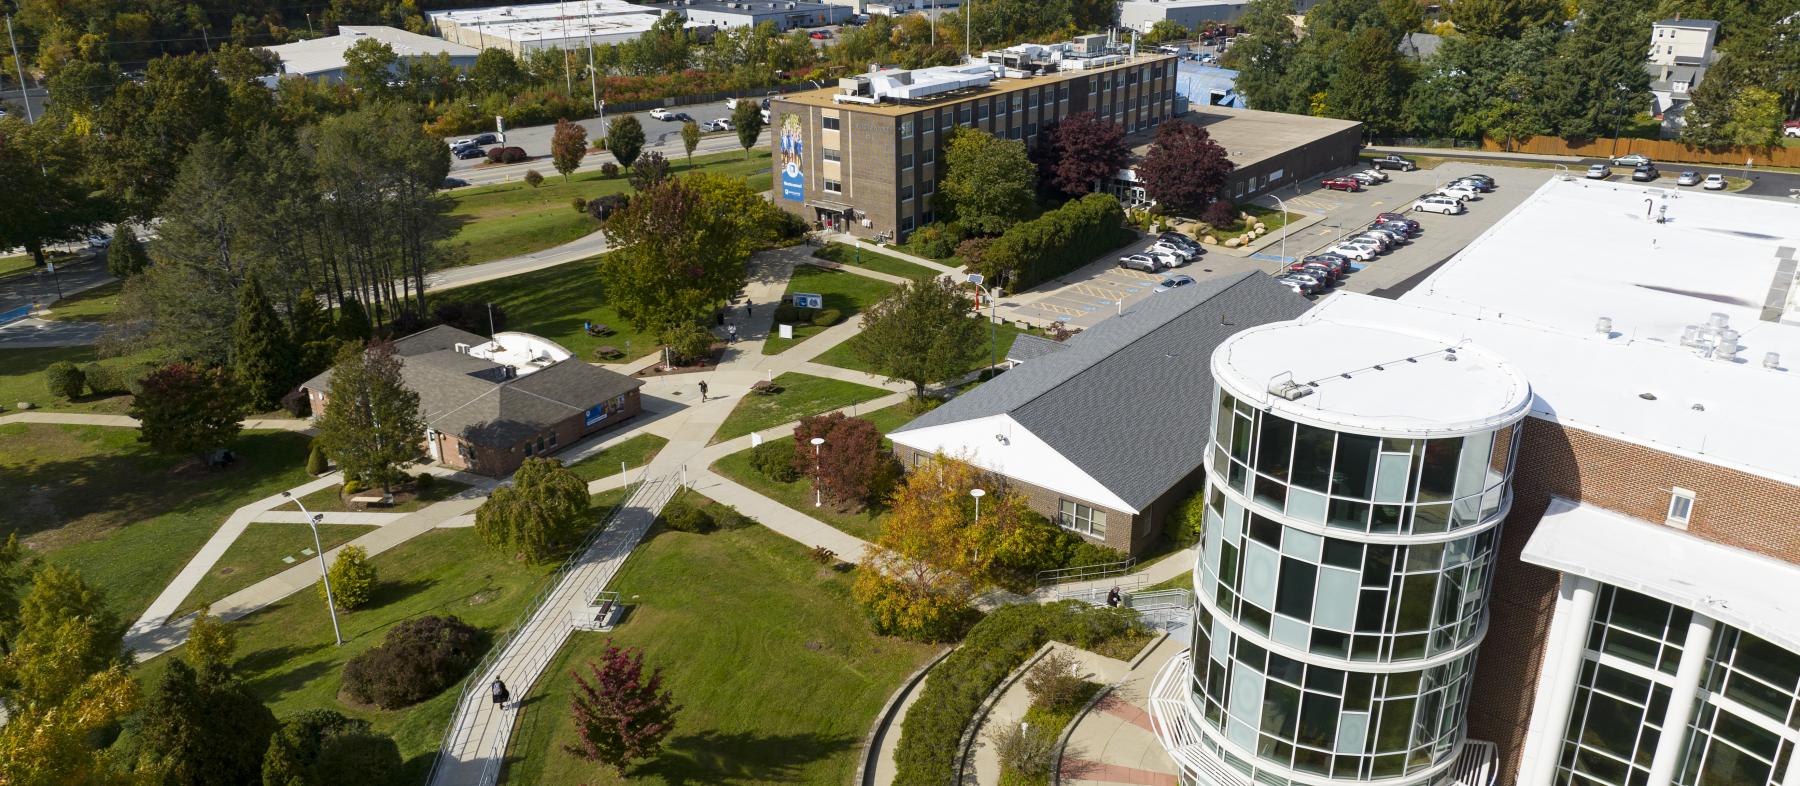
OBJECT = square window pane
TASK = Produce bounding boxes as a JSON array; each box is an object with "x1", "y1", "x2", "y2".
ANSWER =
[
  {"x1": 1277, "y1": 558, "x2": 1317, "y2": 620},
  {"x1": 1375, "y1": 453, "x2": 1413, "y2": 502},
  {"x1": 1258, "y1": 414, "x2": 1295, "y2": 480},
  {"x1": 1283, "y1": 527, "x2": 1324, "y2": 562},
  {"x1": 1288, "y1": 488, "x2": 1328, "y2": 525},
  {"x1": 1334, "y1": 434, "x2": 1380, "y2": 499},
  {"x1": 1329, "y1": 499, "x2": 1370, "y2": 531}
]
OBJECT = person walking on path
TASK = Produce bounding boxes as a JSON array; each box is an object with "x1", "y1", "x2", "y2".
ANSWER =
[
  {"x1": 746, "y1": 299, "x2": 754, "y2": 317},
  {"x1": 491, "y1": 678, "x2": 511, "y2": 709},
  {"x1": 698, "y1": 380, "x2": 709, "y2": 402},
  {"x1": 727, "y1": 323, "x2": 738, "y2": 343}
]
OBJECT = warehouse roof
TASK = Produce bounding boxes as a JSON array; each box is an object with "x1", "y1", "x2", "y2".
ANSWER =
[{"x1": 264, "y1": 26, "x2": 479, "y2": 77}]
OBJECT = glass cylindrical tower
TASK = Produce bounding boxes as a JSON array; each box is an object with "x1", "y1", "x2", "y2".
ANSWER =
[{"x1": 1150, "y1": 318, "x2": 1532, "y2": 786}]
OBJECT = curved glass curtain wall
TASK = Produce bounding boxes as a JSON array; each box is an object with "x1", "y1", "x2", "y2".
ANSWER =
[{"x1": 1187, "y1": 386, "x2": 1523, "y2": 784}]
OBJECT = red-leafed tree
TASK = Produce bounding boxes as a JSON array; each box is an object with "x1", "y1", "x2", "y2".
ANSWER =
[
  {"x1": 128, "y1": 362, "x2": 247, "y2": 460},
  {"x1": 1048, "y1": 113, "x2": 1127, "y2": 196},
  {"x1": 1135, "y1": 121, "x2": 1235, "y2": 217},
  {"x1": 551, "y1": 118, "x2": 589, "y2": 181},
  {"x1": 791, "y1": 412, "x2": 885, "y2": 512},
  {"x1": 565, "y1": 642, "x2": 680, "y2": 776}
]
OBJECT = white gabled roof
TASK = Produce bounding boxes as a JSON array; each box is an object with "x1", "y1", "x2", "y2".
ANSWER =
[{"x1": 888, "y1": 414, "x2": 1140, "y2": 514}]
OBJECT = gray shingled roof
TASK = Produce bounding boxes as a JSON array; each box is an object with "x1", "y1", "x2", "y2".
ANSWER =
[
  {"x1": 894, "y1": 272, "x2": 1311, "y2": 510},
  {"x1": 1006, "y1": 334, "x2": 1070, "y2": 364}
]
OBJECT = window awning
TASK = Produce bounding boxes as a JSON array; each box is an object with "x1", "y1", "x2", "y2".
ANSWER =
[{"x1": 1521, "y1": 496, "x2": 1800, "y2": 653}]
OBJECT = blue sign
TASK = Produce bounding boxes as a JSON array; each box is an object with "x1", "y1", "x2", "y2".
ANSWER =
[
  {"x1": 778, "y1": 112, "x2": 804, "y2": 202},
  {"x1": 793, "y1": 293, "x2": 824, "y2": 310},
  {"x1": 584, "y1": 403, "x2": 609, "y2": 426}
]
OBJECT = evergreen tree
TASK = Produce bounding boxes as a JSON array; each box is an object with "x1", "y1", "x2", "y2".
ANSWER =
[
  {"x1": 1226, "y1": 0, "x2": 1302, "y2": 112},
  {"x1": 1447, "y1": 0, "x2": 1564, "y2": 38},
  {"x1": 262, "y1": 709, "x2": 401, "y2": 786},
  {"x1": 1541, "y1": 0, "x2": 1654, "y2": 141},
  {"x1": 137, "y1": 660, "x2": 279, "y2": 786},
  {"x1": 107, "y1": 224, "x2": 151, "y2": 278},
  {"x1": 335, "y1": 298, "x2": 373, "y2": 345},
  {"x1": 1329, "y1": 27, "x2": 1411, "y2": 133},
  {"x1": 313, "y1": 341, "x2": 424, "y2": 492},
  {"x1": 233, "y1": 278, "x2": 300, "y2": 412},
  {"x1": 607, "y1": 115, "x2": 646, "y2": 168},
  {"x1": 290, "y1": 289, "x2": 335, "y2": 376}
]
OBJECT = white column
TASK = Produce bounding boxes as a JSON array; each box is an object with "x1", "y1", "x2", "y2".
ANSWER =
[
  {"x1": 1519, "y1": 574, "x2": 1601, "y2": 786},
  {"x1": 1646, "y1": 614, "x2": 1717, "y2": 786}
]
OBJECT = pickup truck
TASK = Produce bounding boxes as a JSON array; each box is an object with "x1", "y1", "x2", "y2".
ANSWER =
[{"x1": 1369, "y1": 154, "x2": 1417, "y2": 171}]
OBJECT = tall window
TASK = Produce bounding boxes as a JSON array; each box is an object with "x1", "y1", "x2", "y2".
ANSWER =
[
  {"x1": 1059, "y1": 499, "x2": 1107, "y2": 537},
  {"x1": 900, "y1": 153, "x2": 913, "y2": 170}
]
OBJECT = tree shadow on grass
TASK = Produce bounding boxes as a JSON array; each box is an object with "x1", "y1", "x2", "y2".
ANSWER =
[{"x1": 636, "y1": 730, "x2": 858, "y2": 786}]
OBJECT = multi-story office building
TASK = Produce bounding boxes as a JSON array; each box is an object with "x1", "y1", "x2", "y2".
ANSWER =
[
  {"x1": 1150, "y1": 176, "x2": 1800, "y2": 786},
  {"x1": 767, "y1": 38, "x2": 1180, "y2": 240}
]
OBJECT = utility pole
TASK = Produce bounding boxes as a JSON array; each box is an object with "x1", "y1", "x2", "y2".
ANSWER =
[
  {"x1": 6, "y1": 15, "x2": 33, "y2": 123},
  {"x1": 586, "y1": 2, "x2": 599, "y2": 113},
  {"x1": 965, "y1": 0, "x2": 972, "y2": 61},
  {"x1": 560, "y1": 0, "x2": 573, "y2": 96}
]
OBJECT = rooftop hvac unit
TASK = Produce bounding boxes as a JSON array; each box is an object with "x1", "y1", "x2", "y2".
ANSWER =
[{"x1": 454, "y1": 343, "x2": 471, "y2": 353}]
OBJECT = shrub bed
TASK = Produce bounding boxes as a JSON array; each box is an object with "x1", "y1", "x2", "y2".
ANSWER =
[
  {"x1": 340, "y1": 615, "x2": 484, "y2": 710},
  {"x1": 890, "y1": 601, "x2": 1149, "y2": 786},
  {"x1": 981, "y1": 193, "x2": 1133, "y2": 292}
]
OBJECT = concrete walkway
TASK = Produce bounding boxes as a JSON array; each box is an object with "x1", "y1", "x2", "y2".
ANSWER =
[
  {"x1": 1059, "y1": 636, "x2": 1184, "y2": 786},
  {"x1": 251, "y1": 510, "x2": 412, "y2": 525},
  {"x1": 0, "y1": 411, "x2": 315, "y2": 431},
  {"x1": 973, "y1": 642, "x2": 1135, "y2": 786}
]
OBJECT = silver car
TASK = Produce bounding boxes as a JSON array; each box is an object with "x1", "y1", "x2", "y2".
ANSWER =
[
  {"x1": 1118, "y1": 254, "x2": 1162, "y2": 273},
  {"x1": 1677, "y1": 171, "x2": 1701, "y2": 186},
  {"x1": 1586, "y1": 164, "x2": 1610, "y2": 179}
]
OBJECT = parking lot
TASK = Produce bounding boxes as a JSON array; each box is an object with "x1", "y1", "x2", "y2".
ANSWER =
[
  {"x1": 996, "y1": 161, "x2": 1562, "y2": 328},
  {"x1": 447, "y1": 97, "x2": 763, "y2": 174}
]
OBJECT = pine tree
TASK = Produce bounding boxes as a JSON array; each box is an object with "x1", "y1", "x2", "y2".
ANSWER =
[
  {"x1": 137, "y1": 660, "x2": 279, "y2": 786},
  {"x1": 335, "y1": 297, "x2": 373, "y2": 345},
  {"x1": 106, "y1": 224, "x2": 151, "y2": 278},
  {"x1": 566, "y1": 643, "x2": 680, "y2": 775},
  {"x1": 313, "y1": 341, "x2": 423, "y2": 492},
  {"x1": 262, "y1": 709, "x2": 401, "y2": 786},
  {"x1": 290, "y1": 289, "x2": 336, "y2": 376},
  {"x1": 233, "y1": 278, "x2": 299, "y2": 412}
]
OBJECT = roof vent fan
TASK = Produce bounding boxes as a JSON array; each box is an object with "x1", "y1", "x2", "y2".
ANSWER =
[
  {"x1": 1595, "y1": 316, "x2": 1613, "y2": 334},
  {"x1": 1764, "y1": 352, "x2": 1781, "y2": 370}
]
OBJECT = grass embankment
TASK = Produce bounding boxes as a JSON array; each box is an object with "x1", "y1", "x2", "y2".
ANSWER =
[
  {"x1": 810, "y1": 318, "x2": 1034, "y2": 376},
  {"x1": 135, "y1": 527, "x2": 562, "y2": 782},
  {"x1": 565, "y1": 433, "x2": 669, "y2": 482},
  {"x1": 432, "y1": 259, "x2": 660, "y2": 363},
  {"x1": 0, "y1": 423, "x2": 315, "y2": 620},
  {"x1": 759, "y1": 266, "x2": 896, "y2": 356},
  {"x1": 710, "y1": 372, "x2": 889, "y2": 445},
  {"x1": 498, "y1": 523, "x2": 937, "y2": 786},
  {"x1": 811, "y1": 242, "x2": 942, "y2": 282},
  {"x1": 444, "y1": 150, "x2": 772, "y2": 266},
  {"x1": 0, "y1": 345, "x2": 165, "y2": 414}
]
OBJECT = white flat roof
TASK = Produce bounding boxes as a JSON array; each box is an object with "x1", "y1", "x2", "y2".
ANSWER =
[
  {"x1": 1373, "y1": 175, "x2": 1800, "y2": 484},
  {"x1": 1212, "y1": 317, "x2": 1532, "y2": 436},
  {"x1": 264, "y1": 26, "x2": 479, "y2": 75},
  {"x1": 428, "y1": 0, "x2": 684, "y2": 42},
  {"x1": 1523, "y1": 496, "x2": 1800, "y2": 653}
]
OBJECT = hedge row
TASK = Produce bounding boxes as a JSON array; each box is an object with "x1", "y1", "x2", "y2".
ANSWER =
[
  {"x1": 890, "y1": 601, "x2": 1146, "y2": 786},
  {"x1": 988, "y1": 193, "x2": 1133, "y2": 292}
]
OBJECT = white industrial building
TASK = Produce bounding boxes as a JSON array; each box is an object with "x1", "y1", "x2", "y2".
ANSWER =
[
  {"x1": 673, "y1": 0, "x2": 851, "y2": 31},
  {"x1": 1118, "y1": 0, "x2": 1320, "y2": 32},
  {"x1": 428, "y1": 1, "x2": 699, "y2": 53},
  {"x1": 262, "y1": 25, "x2": 481, "y2": 82}
]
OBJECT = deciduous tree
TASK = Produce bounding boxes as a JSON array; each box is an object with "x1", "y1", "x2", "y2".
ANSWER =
[
  {"x1": 186, "y1": 609, "x2": 237, "y2": 672},
  {"x1": 607, "y1": 115, "x2": 646, "y2": 168},
  {"x1": 320, "y1": 545, "x2": 377, "y2": 611},
  {"x1": 1135, "y1": 121, "x2": 1234, "y2": 217},
  {"x1": 940, "y1": 128, "x2": 1037, "y2": 235},
  {"x1": 851, "y1": 279, "x2": 987, "y2": 399},
  {"x1": 1225, "y1": 0, "x2": 1302, "y2": 112},
  {"x1": 342, "y1": 38, "x2": 399, "y2": 96},
  {"x1": 597, "y1": 174, "x2": 777, "y2": 331},
  {"x1": 0, "y1": 116, "x2": 106, "y2": 269},
  {"x1": 551, "y1": 118, "x2": 589, "y2": 181},
  {"x1": 791, "y1": 413, "x2": 886, "y2": 511},
  {"x1": 565, "y1": 642, "x2": 680, "y2": 775},
  {"x1": 262, "y1": 709, "x2": 402, "y2": 786},
  {"x1": 129, "y1": 362, "x2": 248, "y2": 461},
  {"x1": 475, "y1": 457, "x2": 591, "y2": 562},
  {"x1": 1722, "y1": 86, "x2": 1785, "y2": 148},
  {"x1": 679, "y1": 119, "x2": 701, "y2": 168},
  {"x1": 233, "y1": 278, "x2": 300, "y2": 412},
  {"x1": 314, "y1": 341, "x2": 424, "y2": 492},
  {"x1": 1047, "y1": 113, "x2": 1127, "y2": 196},
  {"x1": 0, "y1": 661, "x2": 138, "y2": 786},
  {"x1": 732, "y1": 99, "x2": 764, "y2": 159},
  {"x1": 629, "y1": 151, "x2": 671, "y2": 191},
  {"x1": 136, "y1": 659, "x2": 279, "y2": 786},
  {"x1": 1329, "y1": 26, "x2": 1410, "y2": 133}
]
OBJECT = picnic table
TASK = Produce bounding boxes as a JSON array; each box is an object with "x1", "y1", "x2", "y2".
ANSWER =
[
  {"x1": 584, "y1": 322, "x2": 613, "y2": 337},
  {"x1": 593, "y1": 345, "x2": 622, "y2": 360}
]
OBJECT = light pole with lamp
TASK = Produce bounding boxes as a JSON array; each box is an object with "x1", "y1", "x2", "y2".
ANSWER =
[
  {"x1": 966, "y1": 273, "x2": 998, "y2": 373},
  {"x1": 1267, "y1": 194, "x2": 1289, "y2": 262},
  {"x1": 970, "y1": 488, "x2": 985, "y2": 522},
  {"x1": 282, "y1": 490, "x2": 344, "y2": 646},
  {"x1": 810, "y1": 437, "x2": 825, "y2": 508}
]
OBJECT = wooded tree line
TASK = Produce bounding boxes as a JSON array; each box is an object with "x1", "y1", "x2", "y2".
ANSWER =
[{"x1": 1226, "y1": 0, "x2": 1798, "y2": 147}]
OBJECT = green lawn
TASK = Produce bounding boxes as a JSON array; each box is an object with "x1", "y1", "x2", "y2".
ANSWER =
[
  {"x1": 565, "y1": 432, "x2": 669, "y2": 482},
  {"x1": 0, "y1": 344, "x2": 165, "y2": 414},
  {"x1": 445, "y1": 150, "x2": 772, "y2": 266},
  {"x1": 1143, "y1": 569, "x2": 1194, "y2": 594},
  {"x1": 178, "y1": 522, "x2": 377, "y2": 614},
  {"x1": 42, "y1": 279, "x2": 123, "y2": 322},
  {"x1": 429, "y1": 258, "x2": 660, "y2": 363},
  {"x1": 812, "y1": 242, "x2": 942, "y2": 282},
  {"x1": 134, "y1": 527, "x2": 558, "y2": 782},
  {"x1": 710, "y1": 372, "x2": 890, "y2": 445},
  {"x1": 811, "y1": 318, "x2": 1031, "y2": 376},
  {"x1": 0, "y1": 423, "x2": 315, "y2": 620},
  {"x1": 275, "y1": 478, "x2": 474, "y2": 514},
  {"x1": 498, "y1": 524, "x2": 936, "y2": 786},
  {"x1": 760, "y1": 266, "x2": 896, "y2": 356},
  {"x1": 0, "y1": 254, "x2": 35, "y2": 278},
  {"x1": 709, "y1": 403, "x2": 914, "y2": 541}
]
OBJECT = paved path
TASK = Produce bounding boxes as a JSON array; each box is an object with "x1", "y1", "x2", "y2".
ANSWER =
[
  {"x1": 251, "y1": 510, "x2": 412, "y2": 525},
  {"x1": 1060, "y1": 636, "x2": 1184, "y2": 786},
  {"x1": 0, "y1": 411, "x2": 315, "y2": 431},
  {"x1": 973, "y1": 642, "x2": 1134, "y2": 786}
]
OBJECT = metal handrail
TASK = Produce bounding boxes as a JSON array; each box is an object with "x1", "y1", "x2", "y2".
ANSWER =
[
  {"x1": 423, "y1": 464, "x2": 652, "y2": 786},
  {"x1": 1035, "y1": 557, "x2": 1136, "y2": 587}
]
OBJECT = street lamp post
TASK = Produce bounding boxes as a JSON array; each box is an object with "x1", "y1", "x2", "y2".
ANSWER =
[
  {"x1": 970, "y1": 488, "x2": 985, "y2": 522},
  {"x1": 967, "y1": 273, "x2": 998, "y2": 373},
  {"x1": 282, "y1": 490, "x2": 344, "y2": 646},
  {"x1": 1267, "y1": 194, "x2": 1289, "y2": 262},
  {"x1": 810, "y1": 437, "x2": 825, "y2": 508}
]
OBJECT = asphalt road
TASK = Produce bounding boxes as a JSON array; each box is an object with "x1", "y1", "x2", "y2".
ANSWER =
[{"x1": 1367, "y1": 145, "x2": 1800, "y2": 199}]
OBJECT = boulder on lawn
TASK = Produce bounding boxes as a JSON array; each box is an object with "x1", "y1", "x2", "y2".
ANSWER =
[
  {"x1": 1253, "y1": 222, "x2": 1266, "y2": 232},
  {"x1": 1224, "y1": 237, "x2": 1243, "y2": 248},
  {"x1": 1202, "y1": 235, "x2": 1218, "y2": 245},
  {"x1": 16, "y1": 401, "x2": 35, "y2": 410}
]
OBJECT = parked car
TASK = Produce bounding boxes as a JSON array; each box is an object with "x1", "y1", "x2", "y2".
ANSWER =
[
  {"x1": 1450, "y1": 177, "x2": 1493, "y2": 192},
  {"x1": 1146, "y1": 241, "x2": 1195, "y2": 263},
  {"x1": 1273, "y1": 277, "x2": 1309, "y2": 295},
  {"x1": 760, "y1": 108, "x2": 771, "y2": 124},
  {"x1": 1329, "y1": 243, "x2": 1378, "y2": 262},
  {"x1": 1632, "y1": 163, "x2": 1660, "y2": 182},
  {"x1": 1158, "y1": 232, "x2": 1202, "y2": 252},
  {"x1": 448, "y1": 138, "x2": 474, "y2": 148},
  {"x1": 809, "y1": 29, "x2": 833, "y2": 39},
  {"x1": 1413, "y1": 196, "x2": 1465, "y2": 215},
  {"x1": 1144, "y1": 249, "x2": 1187, "y2": 268},
  {"x1": 1303, "y1": 254, "x2": 1351, "y2": 273},
  {"x1": 455, "y1": 145, "x2": 487, "y2": 160},
  {"x1": 1703, "y1": 173, "x2": 1726, "y2": 190},
  {"x1": 1363, "y1": 228, "x2": 1407, "y2": 245},
  {"x1": 86, "y1": 233, "x2": 111, "y2": 249},
  {"x1": 1786, "y1": 120, "x2": 1800, "y2": 138},
  {"x1": 726, "y1": 97, "x2": 743, "y2": 110},
  {"x1": 1280, "y1": 272, "x2": 1328, "y2": 293},
  {"x1": 1462, "y1": 173, "x2": 1497, "y2": 186},
  {"x1": 1287, "y1": 262, "x2": 1338, "y2": 281},
  {"x1": 1359, "y1": 168, "x2": 1390, "y2": 182},
  {"x1": 1374, "y1": 212, "x2": 1420, "y2": 228},
  {"x1": 1352, "y1": 232, "x2": 1394, "y2": 250},
  {"x1": 473, "y1": 133, "x2": 499, "y2": 145},
  {"x1": 1350, "y1": 172, "x2": 1381, "y2": 186},
  {"x1": 1372, "y1": 222, "x2": 1416, "y2": 239},
  {"x1": 1586, "y1": 163, "x2": 1611, "y2": 179},
  {"x1": 440, "y1": 177, "x2": 470, "y2": 189},
  {"x1": 649, "y1": 108, "x2": 673, "y2": 121},
  {"x1": 1676, "y1": 171, "x2": 1701, "y2": 186},
  {"x1": 1321, "y1": 177, "x2": 1362, "y2": 192},
  {"x1": 1434, "y1": 183, "x2": 1479, "y2": 201},
  {"x1": 1370, "y1": 154, "x2": 1417, "y2": 171},
  {"x1": 1118, "y1": 254, "x2": 1162, "y2": 273},
  {"x1": 1611, "y1": 153, "x2": 1651, "y2": 167},
  {"x1": 1153, "y1": 275, "x2": 1197, "y2": 292}
]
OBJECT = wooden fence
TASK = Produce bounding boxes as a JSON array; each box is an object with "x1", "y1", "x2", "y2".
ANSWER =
[{"x1": 1482, "y1": 136, "x2": 1800, "y2": 167}]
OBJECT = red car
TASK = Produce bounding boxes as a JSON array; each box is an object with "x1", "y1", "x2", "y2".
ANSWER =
[
  {"x1": 1321, "y1": 177, "x2": 1362, "y2": 192},
  {"x1": 809, "y1": 30, "x2": 833, "y2": 39}
]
